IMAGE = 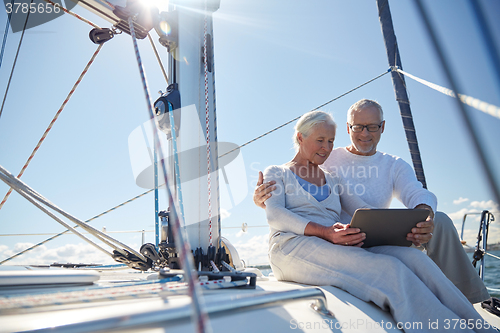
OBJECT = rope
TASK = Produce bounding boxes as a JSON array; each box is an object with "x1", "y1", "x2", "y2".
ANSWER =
[
  {"x1": 100, "y1": 0, "x2": 116, "y2": 10},
  {"x1": 0, "y1": 0, "x2": 33, "y2": 120},
  {"x1": 395, "y1": 68, "x2": 500, "y2": 120},
  {"x1": 203, "y1": 7, "x2": 213, "y2": 248},
  {"x1": 127, "y1": 15, "x2": 209, "y2": 333},
  {"x1": 147, "y1": 33, "x2": 169, "y2": 84},
  {"x1": 0, "y1": 44, "x2": 104, "y2": 211},
  {"x1": 219, "y1": 70, "x2": 390, "y2": 159},
  {"x1": 0, "y1": 187, "x2": 152, "y2": 265},
  {"x1": 0, "y1": 0, "x2": 14, "y2": 70},
  {"x1": 43, "y1": 0, "x2": 100, "y2": 29}
]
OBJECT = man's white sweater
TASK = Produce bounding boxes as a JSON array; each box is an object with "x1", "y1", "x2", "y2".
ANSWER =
[{"x1": 322, "y1": 147, "x2": 437, "y2": 224}]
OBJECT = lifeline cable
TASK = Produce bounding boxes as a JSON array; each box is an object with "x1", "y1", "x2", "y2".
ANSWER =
[
  {"x1": 0, "y1": 187, "x2": 153, "y2": 265},
  {"x1": 219, "y1": 70, "x2": 390, "y2": 159},
  {"x1": 0, "y1": 164, "x2": 146, "y2": 260},
  {"x1": 0, "y1": 165, "x2": 150, "y2": 263},
  {"x1": 0, "y1": 0, "x2": 33, "y2": 120},
  {"x1": 127, "y1": 15, "x2": 210, "y2": 333},
  {"x1": 0, "y1": 166, "x2": 113, "y2": 259},
  {"x1": 0, "y1": 44, "x2": 104, "y2": 211},
  {"x1": 395, "y1": 68, "x2": 500, "y2": 120}
]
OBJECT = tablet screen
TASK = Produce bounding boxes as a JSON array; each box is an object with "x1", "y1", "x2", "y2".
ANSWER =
[{"x1": 349, "y1": 209, "x2": 430, "y2": 248}]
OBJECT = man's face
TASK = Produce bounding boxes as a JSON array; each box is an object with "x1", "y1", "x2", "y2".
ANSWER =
[{"x1": 347, "y1": 106, "x2": 385, "y2": 156}]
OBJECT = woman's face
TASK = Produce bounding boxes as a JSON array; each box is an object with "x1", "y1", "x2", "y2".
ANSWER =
[{"x1": 298, "y1": 122, "x2": 336, "y2": 165}]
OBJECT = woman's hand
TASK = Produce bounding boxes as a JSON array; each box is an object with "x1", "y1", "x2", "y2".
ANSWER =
[
  {"x1": 253, "y1": 171, "x2": 276, "y2": 209},
  {"x1": 305, "y1": 222, "x2": 366, "y2": 247}
]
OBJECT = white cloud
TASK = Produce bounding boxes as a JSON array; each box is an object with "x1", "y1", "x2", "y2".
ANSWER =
[
  {"x1": 469, "y1": 200, "x2": 498, "y2": 210},
  {"x1": 448, "y1": 208, "x2": 470, "y2": 221},
  {"x1": 231, "y1": 234, "x2": 269, "y2": 266},
  {"x1": 453, "y1": 197, "x2": 469, "y2": 205},
  {"x1": 220, "y1": 208, "x2": 231, "y2": 220},
  {"x1": 0, "y1": 243, "x2": 116, "y2": 266}
]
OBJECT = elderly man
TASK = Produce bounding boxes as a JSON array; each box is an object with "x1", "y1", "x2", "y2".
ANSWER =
[{"x1": 254, "y1": 99, "x2": 489, "y2": 304}]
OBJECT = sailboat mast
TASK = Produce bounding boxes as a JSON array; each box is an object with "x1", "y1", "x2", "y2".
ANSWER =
[
  {"x1": 165, "y1": 0, "x2": 221, "y2": 265},
  {"x1": 376, "y1": 0, "x2": 428, "y2": 189}
]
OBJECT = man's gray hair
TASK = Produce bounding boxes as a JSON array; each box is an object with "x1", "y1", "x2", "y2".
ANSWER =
[
  {"x1": 293, "y1": 110, "x2": 337, "y2": 151},
  {"x1": 347, "y1": 99, "x2": 384, "y2": 124}
]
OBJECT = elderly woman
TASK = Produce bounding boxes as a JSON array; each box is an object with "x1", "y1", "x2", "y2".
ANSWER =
[{"x1": 264, "y1": 110, "x2": 494, "y2": 333}]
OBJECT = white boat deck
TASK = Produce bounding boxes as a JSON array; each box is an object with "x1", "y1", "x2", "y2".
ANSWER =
[{"x1": 0, "y1": 267, "x2": 498, "y2": 332}]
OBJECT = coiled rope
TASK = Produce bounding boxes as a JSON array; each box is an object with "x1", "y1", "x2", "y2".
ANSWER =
[
  {"x1": 0, "y1": 44, "x2": 104, "y2": 211},
  {"x1": 395, "y1": 68, "x2": 500, "y2": 120}
]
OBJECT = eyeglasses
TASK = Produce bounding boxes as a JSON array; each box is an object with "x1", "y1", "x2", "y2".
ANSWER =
[{"x1": 349, "y1": 123, "x2": 383, "y2": 133}]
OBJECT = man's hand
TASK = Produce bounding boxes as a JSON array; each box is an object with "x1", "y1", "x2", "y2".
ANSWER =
[
  {"x1": 407, "y1": 204, "x2": 435, "y2": 246},
  {"x1": 253, "y1": 171, "x2": 276, "y2": 209}
]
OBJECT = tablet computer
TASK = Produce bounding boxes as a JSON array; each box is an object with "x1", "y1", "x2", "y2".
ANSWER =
[{"x1": 349, "y1": 208, "x2": 430, "y2": 248}]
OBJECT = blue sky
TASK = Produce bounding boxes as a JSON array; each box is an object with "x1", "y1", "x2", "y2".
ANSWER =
[{"x1": 0, "y1": 0, "x2": 499, "y2": 266}]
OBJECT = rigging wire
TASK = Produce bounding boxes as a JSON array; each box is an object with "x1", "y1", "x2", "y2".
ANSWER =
[
  {"x1": 467, "y1": 0, "x2": 500, "y2": 95},
  {"x1": 0, "y1": 44, "x2": 104, "y2": 211},
  {"x1": 413, "y1": 0, "x2": 500, "y2": 209},
  {"x1": 0, "y1": 0, "x2": 14, "y2": 70},
  {"x1": 127, "y1": 15, "x2": 210, "y2": 333},
  {"x1": 203, "y1": 4, "x2": 213, "y2": 249},
  {"x1": 0, "y1": 0, "x2": 33, "y2": 120},
  {"x1": 396, "y1": 68, "x2": 500, "y2": 120},
  {"x1": 147, "y1": 32, "x2": 169, "y2": 84},
  {"x1": 219, "y1": 69, "x2": 390, "y2": 159}
]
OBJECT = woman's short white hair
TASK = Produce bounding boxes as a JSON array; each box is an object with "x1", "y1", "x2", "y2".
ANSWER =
[{"x1": 293, "y1": 110, "x2": 337, "y2": 151}]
